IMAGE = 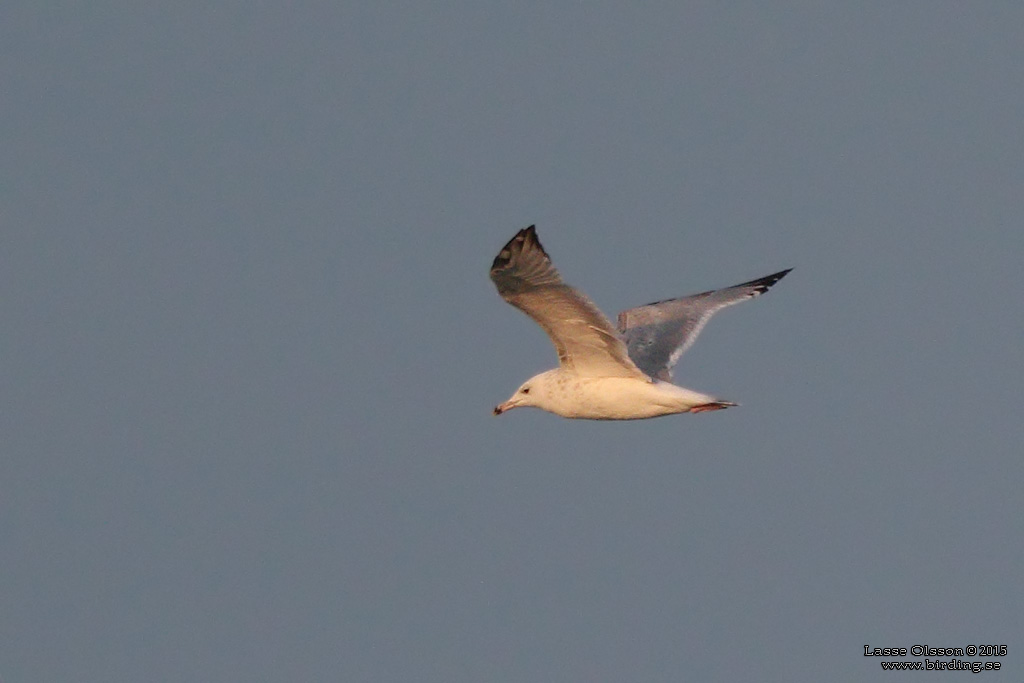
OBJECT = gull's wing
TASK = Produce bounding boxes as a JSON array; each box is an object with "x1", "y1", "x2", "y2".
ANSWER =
[
  {"x1": 490, "y1": 226, "x2": 647, "y2": 379},
  {"x1": 617, "y1": 269, "x2": 791, "y2": 381}
]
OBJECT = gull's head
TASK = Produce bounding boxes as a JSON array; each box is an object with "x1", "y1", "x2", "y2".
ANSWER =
[{"x1": 493, "y1": 370, "x2": 557, "y2": 416}]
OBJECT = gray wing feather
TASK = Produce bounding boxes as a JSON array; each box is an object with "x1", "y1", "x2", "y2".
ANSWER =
[
  {"x1": 490, "y1": 226, "x2": 646, "y2": 379},
  {"x1": 617, "y1": 269, "x2": 791, "y2": 381}
]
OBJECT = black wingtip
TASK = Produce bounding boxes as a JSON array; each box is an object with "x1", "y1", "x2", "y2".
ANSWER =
[
  {"x1": 491, "y1": 225, "x2": 544, "y2": 271},
  {"x1": 742, "y1": 268, "x2": 792, "y2": 295},
  {"x1": 518, "y1": 225, "x2": 539, "y2": 246}
]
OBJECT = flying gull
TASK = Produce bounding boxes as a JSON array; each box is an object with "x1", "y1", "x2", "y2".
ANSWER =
[{"x1": 490, "y1": 225, "x2": 791, "y2": 419}]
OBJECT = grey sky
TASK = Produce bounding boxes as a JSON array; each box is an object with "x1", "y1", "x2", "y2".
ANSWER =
[{"x1": 3, "y1": 2, "x2": 1022, "y2": 681}]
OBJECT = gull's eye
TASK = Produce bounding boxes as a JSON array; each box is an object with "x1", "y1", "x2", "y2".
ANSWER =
[{"x1": 522, "y1": 387, "x2": 530, "y2": 394}]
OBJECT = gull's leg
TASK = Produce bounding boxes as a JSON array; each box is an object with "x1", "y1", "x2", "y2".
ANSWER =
[{"x1": 687, "y1": 401, "x2": 737, "y2": 413}]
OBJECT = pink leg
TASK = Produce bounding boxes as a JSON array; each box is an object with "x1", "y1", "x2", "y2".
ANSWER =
[{"x1": 688, "y1": 402, "x2": 734, "y2": 413}]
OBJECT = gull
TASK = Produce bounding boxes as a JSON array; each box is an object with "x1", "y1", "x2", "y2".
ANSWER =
[{"x1": 490, "y1": 225, "x2": 791, "y2": 420}]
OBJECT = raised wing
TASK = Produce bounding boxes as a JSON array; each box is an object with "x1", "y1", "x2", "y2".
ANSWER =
[
  {"x1": 490, "y1": 226, "x2": 647, "y2": 379},
  {"x1": 617, "y1": 269, "x2": 791, "y2": 381}
]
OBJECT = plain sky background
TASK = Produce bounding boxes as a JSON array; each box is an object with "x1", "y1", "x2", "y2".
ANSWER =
[{"x1": 2, "y1": 2, "x2": 1022, "y2": 681}]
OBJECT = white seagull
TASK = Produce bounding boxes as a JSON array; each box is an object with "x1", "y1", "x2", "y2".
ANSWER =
[{"x1": 490, "y1": 226, "x2": 791, "y2": 420}]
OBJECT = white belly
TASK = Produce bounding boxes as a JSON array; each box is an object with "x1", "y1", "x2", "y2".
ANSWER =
[{"x1": 550, "y1": 377, "x2": 721, "y2": 420}]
